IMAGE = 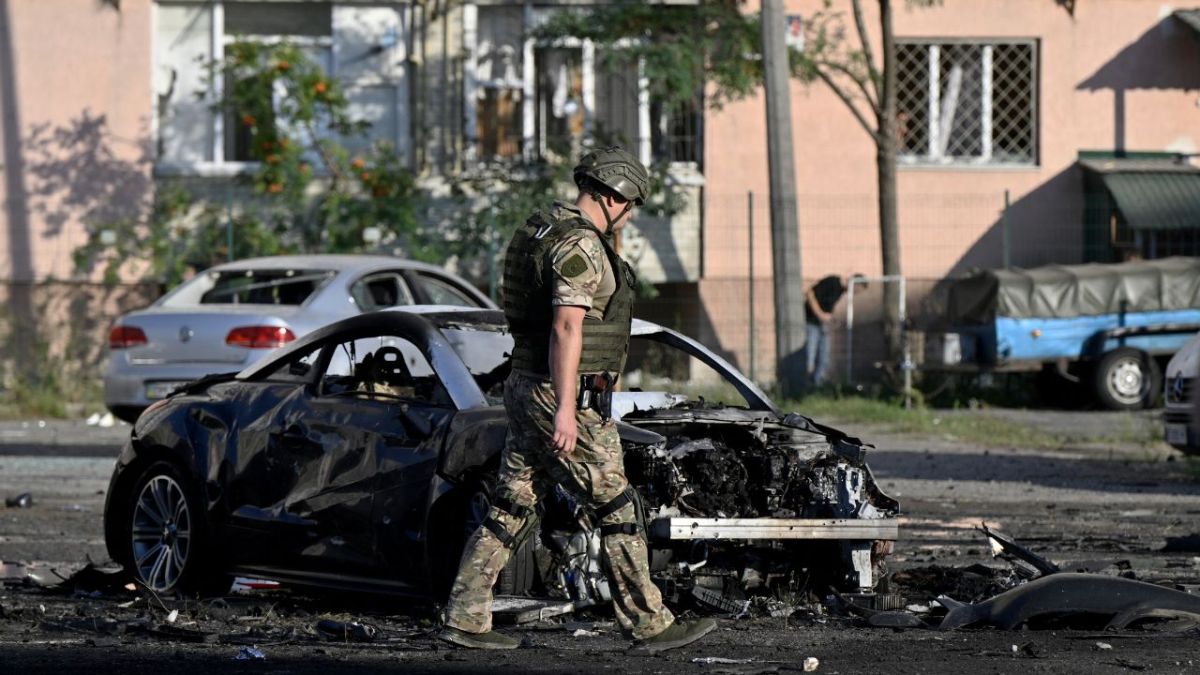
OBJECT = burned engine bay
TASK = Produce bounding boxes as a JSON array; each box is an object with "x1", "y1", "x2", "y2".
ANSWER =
[{"x1": 529, "y1": 404, "x2": 900, "y2": 614}]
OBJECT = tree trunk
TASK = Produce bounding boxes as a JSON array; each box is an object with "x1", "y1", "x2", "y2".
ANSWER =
[{"x1": 876, "y1": 0, "x2": 903, "y2": 368}]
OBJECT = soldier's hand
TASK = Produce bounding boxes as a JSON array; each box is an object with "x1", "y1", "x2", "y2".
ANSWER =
[{"x1": 552, "y1": 407, "x2": 578, "y2": 456}]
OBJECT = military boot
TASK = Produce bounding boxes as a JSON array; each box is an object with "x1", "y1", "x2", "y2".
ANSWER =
[
  {"x1": 632, "y1": 617, "x2": 717, "y2": 653},
  {"x1": 437, "y1": 626, "x2": 520, "y2": 650}
]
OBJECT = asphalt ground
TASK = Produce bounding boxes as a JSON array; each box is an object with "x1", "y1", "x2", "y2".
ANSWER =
[{"x1": 2, "y1": 409, "x2": 1200, "y2": 673}]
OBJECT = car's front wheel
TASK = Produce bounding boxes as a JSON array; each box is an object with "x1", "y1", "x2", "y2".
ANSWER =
[{"x1": 119, "y1": 461, "x2": 228, "y2": 594}]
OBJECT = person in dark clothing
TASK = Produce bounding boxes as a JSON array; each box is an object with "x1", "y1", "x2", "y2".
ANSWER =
[{"x1": 804, "y1": 274, "x2": 861, "y2": 386}]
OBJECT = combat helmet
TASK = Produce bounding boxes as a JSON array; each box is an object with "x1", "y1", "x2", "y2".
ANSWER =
[{"x1": 573, "y1": 146, "x2": 650, "y2": 205}]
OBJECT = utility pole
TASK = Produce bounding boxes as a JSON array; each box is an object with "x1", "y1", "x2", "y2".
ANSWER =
[{"x1": 760, "y1": 0, "x2": 807, "y2": 397}]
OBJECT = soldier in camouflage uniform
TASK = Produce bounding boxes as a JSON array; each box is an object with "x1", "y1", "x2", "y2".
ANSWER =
[{"x1": 438, "y1": 147, "x2": 716, "y2": 652}]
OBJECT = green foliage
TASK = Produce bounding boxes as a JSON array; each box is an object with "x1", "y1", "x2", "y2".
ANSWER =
[{"x1": 76, "y1": 40, "x2": 421, "y2": 287}]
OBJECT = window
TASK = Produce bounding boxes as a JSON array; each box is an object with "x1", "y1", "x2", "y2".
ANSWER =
[
  {"x1": 154, "y1": 2, "x2": 410, "y2": 171},
  {"x1": 350, "y1": 272, "x2": 414, "y2": 311},
  {"x1": 417, "y1": 273, "x2": 481, "y2": 307},
  {"x1": 162, "y1": 268, "x2": 333, "y2": 307},
  {"x1": 223, "y1": 4, "x2": 334, "y2": 163},
  {"x1": 896, "y1": 40, "x2": 1037, "y2": 166},
  {"x1": 257, "y1": 343, "x2": 323, "y2": 383},
  {"x1": 469, "y1": 6, "x2": 702, "y2": 167},
  {"x1": 319, "y1": 335, "x2": 449, "y2": 405}
]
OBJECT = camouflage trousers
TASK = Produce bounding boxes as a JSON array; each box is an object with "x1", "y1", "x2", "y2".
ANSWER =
[{"x1": 443, "y1": 372, "x2": 675, "y2": 640}]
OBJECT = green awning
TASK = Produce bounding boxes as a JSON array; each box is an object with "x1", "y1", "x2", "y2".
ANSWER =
[
  {"x1": 1175, "y1": 9, "x2": 1200, "y2": 37},
  {"x1": 1080, "y1": 159, "x2": 1200, "y2": 231}
]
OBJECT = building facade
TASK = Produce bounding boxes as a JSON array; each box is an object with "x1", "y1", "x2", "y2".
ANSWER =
[{"x1": 1, "y1": 0, "x2": 1197, "y2": 387}]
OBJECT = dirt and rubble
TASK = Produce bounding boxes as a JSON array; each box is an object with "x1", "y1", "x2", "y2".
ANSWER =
[{"x1": 2, "y1": 409, "x2": 1200, "y2": 673}]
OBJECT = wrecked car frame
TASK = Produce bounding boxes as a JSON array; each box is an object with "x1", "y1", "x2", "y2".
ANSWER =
[{"x1": 102, "y1": 308, "x2": 898, "y2": 611}]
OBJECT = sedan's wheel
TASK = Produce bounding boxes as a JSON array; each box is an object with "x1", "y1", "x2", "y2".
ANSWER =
[
  {"x1": 122, "y1": 461, "x2": 228, "y2": 595},
  {"x1": 131, "y1": 474, "x2": 192, "y2": 592}
]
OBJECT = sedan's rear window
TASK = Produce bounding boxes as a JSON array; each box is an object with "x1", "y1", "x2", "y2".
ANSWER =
[{"x1": 161, "y1": 269, "x2": 334, "y2": 307}]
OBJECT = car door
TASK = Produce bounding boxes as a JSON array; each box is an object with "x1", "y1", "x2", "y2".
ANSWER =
[
  {"x1": 354, "y1": 335, "x2": 456, "y2": 582},
  {"x1": 221, "y1": 343, "x2": 344, "y2": 571}
]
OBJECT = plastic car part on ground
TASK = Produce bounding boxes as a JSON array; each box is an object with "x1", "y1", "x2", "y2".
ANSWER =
[
  {"x1": 5, "y1": 492, "x2": 32, "y2": 508},
  {"x1": 936, "y1": 573, "x2": 1200, "y2": 630}
]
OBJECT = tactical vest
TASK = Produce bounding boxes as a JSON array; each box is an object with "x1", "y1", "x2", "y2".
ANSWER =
[{"x1": 502, "y1": 209, "x2": 636, "y2": 375}]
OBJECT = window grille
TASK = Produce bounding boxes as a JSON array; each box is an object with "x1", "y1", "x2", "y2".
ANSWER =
[{"x1": 896, "y1": 40, "x2": 1037, "y2": 166}]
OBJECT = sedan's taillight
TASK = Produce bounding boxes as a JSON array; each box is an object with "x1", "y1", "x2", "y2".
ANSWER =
[
  {"x1": 109, "y1": 325, "x2": 148, "y2": 349},
  {"x1": 225, "y1": 326, "x2": 296, "y2": 349}
]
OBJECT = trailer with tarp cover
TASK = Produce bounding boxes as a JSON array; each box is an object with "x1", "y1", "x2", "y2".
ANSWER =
[{"x1": 925, "y1": 257, "x2": 1200, "y2": 409}]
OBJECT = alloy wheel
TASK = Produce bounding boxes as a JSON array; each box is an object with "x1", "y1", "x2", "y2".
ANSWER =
[{"x1": 130, "y1": 474, "x2": 191, "y2": 592}]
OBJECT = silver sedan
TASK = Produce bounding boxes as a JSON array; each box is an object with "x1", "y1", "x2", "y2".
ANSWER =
[{"x1": 104, "y1": 254, "x2": 496, "y2": 422}]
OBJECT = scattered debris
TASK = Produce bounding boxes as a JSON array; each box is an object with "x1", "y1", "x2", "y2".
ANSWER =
[
  {"x1": 5, "y1": 493, "x2": 32, "y2": 508},
  {"x1": 233, "y1": 646, "x2": 266, "y2": 660},
  {"x1": 866, "y1": 611, "x2": 925, "y2": 629},
  {"x1": 979, "y1": 523, "x2": 1059, "y2": 577},
  {"x1": 803, "y1": 656, "x2": 820, "y2": 672},
  {"x1": 166, "y1": 610, "x2": 179, "y2": 624},
  {"x1": 572, "y1": 628, "x2": 602, "y2": 637},
  {"x1": 692, "y1": 657, "x2": 756, "y2": 665},
  {"x1": 0, "y1": 561, "x2": 27, "y2": 583},
  {"x1": 230, "y1": 578, "x2": 282, "y2": 592},
  {"x1": 315, "y1": 619, "x2": 377, "y2": 642},
  {"x1": 890, "y1": 564, "x2": 1022, "y2": 605},
  {"x1": 1095, "y1": 642, "x2": 1113, "y2": 650},
  {"x1": 1012, "y1": 641, "x2": 1044, "y2": 659},
  {"x1": 492, "y1": 596, "x2": 575, "y2": 625},
  {"x1": 1163, "y1": 535, "x2": 1200, "y2": 553},
  {"x1": 938, "y1": 573, "x2": 1200, "y2": 631}
]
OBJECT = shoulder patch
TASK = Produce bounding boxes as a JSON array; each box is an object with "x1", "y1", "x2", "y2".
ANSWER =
[{"x1": 561, "y1": 254, "x2": 589, "y2": 278}]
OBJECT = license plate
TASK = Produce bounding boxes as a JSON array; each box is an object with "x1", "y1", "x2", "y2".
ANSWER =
[
  {"x1": 145, "y1": 381, "x2": 189, "y2": 400},
  {"x1": 1166, "y1": 423, "x2": 1188, "y2": 446}
]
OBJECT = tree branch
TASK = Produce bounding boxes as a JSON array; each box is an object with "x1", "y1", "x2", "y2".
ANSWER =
[
  {"x1": 815, "y1": 67, "x2": 881, "y2": 143},
  {"x1": 850, "y1": 0, "x2": 881, "y2": 100},
  {"x1": 814, "y1": 59, "x2": 880, "y2": 115}
]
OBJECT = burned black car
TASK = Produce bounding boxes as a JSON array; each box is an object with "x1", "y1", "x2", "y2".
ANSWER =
[{"x1": 103, "y1": 308, "x2": 898, "y2": 611}]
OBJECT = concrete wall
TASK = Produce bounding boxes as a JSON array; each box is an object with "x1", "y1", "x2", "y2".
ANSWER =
[
  {"x1": 0, "y1": 0, "x2": 154, "y2": 283},
  {"x1": 699, "y1": 0, "x2": 1200, "y2": 381}
]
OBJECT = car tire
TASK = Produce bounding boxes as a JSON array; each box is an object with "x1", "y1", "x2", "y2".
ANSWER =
[
  {"x1": 1093, "y1": 348, "x2": 1161, "y2": 411},
  {"x1": 116, "y1": 460, "x2": 229, "y2": 595},
  {"x1": 435, "y1": 479, "x2": 538, "y2": 598}
]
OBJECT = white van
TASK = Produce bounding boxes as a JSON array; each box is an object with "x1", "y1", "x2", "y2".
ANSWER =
[{"x1": 1164, "y1": 332, "x2": 1200, "y2": 455}]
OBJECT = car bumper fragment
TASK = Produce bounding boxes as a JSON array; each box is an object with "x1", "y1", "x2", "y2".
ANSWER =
[{"x1": 649, "y1": 517, "x2": 899, "y2": 541}]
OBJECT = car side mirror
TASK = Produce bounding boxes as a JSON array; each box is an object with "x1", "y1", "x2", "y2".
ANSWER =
[{"x1": 289, "y1": 361, "x2": 311, "y2": 377}]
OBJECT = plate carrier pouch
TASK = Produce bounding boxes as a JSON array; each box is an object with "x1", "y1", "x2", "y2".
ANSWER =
[{"x1": 502, "y1": 210, "x2": 636, "y2": 376}]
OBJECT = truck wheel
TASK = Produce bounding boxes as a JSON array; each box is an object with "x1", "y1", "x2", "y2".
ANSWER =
[{"x1": 1093, "y1": 348, "x2": 1161, "y2": 410}]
